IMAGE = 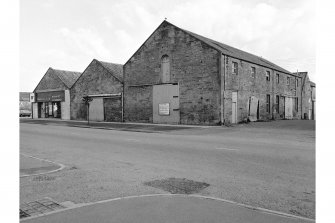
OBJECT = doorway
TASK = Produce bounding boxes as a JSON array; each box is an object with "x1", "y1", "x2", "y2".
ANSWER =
[
  {"x1": 153, "y1": 84, "x2": 180, "y2": 124},
  {"x1": 231, "y1": 92, "x2": 237, "y2": 124}
]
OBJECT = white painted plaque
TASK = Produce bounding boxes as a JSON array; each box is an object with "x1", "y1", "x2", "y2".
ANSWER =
[{"x1": 159, "y1": 103, "x2": 170, "y2": 115}]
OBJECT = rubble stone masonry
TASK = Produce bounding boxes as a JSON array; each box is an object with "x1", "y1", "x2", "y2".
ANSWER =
[
  {"x1": 70, "y1": 60, "x2": 123, "y2": 120},
  {"x1": 124, "y1": 22, "x2": 221, "y2": 125}
]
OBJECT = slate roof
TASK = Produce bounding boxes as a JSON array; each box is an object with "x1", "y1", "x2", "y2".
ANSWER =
[
  {"x1": 172, "y1": 22, "x2": 292, "y2": 75},
  {"x1": 96, "y1": 60, "x2": 123, "y2": 82},
  {"x1": 52, "y1": 68, "x2": 81, "y2": 88}
]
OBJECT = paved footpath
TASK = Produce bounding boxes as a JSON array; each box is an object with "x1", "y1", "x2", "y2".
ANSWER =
[
  {"x1": 22, "y1": 195, "x2": 313, "y2": 223},
  {"x1": 19, "y1": 118, "x2": 204, "y2": 133}
]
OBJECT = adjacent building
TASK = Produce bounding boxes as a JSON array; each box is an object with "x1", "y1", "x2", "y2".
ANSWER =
[
  {"x1": 124, "y1": 20, "x2": 302, "y2": 125},
  {"x1": 296, "y1": 72, "x2": 316, "y2": 120},
  {"x1": 19, "y1": 92, "x2": 32, "y2": 116},
  {"x1": 70, "y1": 59, "x2": 123, "y2": 122},
  {"x1": 32, "y1": 68, "x2": 81, "y2": 120}
]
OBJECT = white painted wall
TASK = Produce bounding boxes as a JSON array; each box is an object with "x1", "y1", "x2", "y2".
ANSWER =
[
  {"x1": 32, "y1": 103, "x2": 38, "y2": 119},
  {"x1": 61, "y1": 90, "x2": 70, "y2": 120}
]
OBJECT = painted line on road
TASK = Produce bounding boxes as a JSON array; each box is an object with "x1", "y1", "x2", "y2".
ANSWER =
[
  {"x1": 20, "y1": 194, "x2": 314, "y2": 222},
  {"x1": 125, "y1": 138, "x2": 141, "y2": 142},
  {"x1": 20, "y1": 153, "x2": 66, "y2": 178},
  {"x1": 215, "y1": 147, "x2": 239, "y2": 151}
]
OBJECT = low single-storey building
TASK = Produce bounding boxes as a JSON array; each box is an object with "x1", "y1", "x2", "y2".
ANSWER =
[
  {"x1": 70, "y1": 59, "x2": 123, "y2": 122},
  {"x1": 32, "y1": 68, "x2": 81, "y2": 120},
  {"x1": 123, "y1": 20, "x2": 302, "y2": 125}
]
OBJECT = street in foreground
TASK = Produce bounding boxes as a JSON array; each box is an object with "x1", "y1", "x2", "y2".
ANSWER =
[{"x1": 20, "y1": 120, "x2": 315, "y2": 219}]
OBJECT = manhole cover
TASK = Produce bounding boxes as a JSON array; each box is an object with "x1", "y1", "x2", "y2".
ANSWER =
[
  {"x1": 144, "y1": 178, "x2": 210, "y2": 194},
  {"x1": 20, "y1": 198, "x2": 65, "y2": 219}
]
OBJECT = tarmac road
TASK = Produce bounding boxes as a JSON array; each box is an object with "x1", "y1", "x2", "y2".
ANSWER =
[{"x1": 20, "y1": 120, "x2": 315, "y2": 219}]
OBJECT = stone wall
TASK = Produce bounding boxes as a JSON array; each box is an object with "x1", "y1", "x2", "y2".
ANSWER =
[
  {"x1": 300, "y1": 73, "x2": 312, "y2": 119},
  {"x1": 222, "y1": 55, "x2": 302, "y2": 124},
  {"x1": 124, "y1": 22, "x2": 221, "y2": 125},
  {"x1": 70, "y1": 60, "x2": 123, "y2": 120}
]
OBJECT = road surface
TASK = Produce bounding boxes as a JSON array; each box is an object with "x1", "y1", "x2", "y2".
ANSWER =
[{"x1": 20, "y1": 120, "x2": 315, "y2": 219}]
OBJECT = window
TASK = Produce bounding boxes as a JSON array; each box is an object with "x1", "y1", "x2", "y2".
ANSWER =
[
  {"x1": 251, "y1": 67, "x2": 256, "y2": 78},
  {"x1": 276, "y1": 95, "x2": 279, "y2": 113},
  {"x1": 295, "y1": 79, "x2": 298, "y2": 88},
  {"x1": 276, "y1": 73, "x2": 280, "y2": 84},
  {"x1": 266, "y1": 94, "x2": 271, "y2": 113},
  {"x1": 266, "y1": 71, "x2": 270, "y2": 81},
  {"x1": 232, "y1": 62, "x2": 238, "y2": 75},
  {"x1": 287, "y1": 77, "x2": 290, "y2": 85},
  {"x1": 161, "y1": 55, "x2": 170, "y2": 83}
]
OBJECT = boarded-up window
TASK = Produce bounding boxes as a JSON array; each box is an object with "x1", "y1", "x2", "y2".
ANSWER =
[
  {"x1": 251, "y1": 67, "x2": 256, "y2": 78},
  {"x1": 276, "y1": 95, "x2": 279, "y2": 113},
  {"x1": 276, "y1": 73, "x2": 280, "y2": 84},
  {"x1": 266, "y1": 71, "x2": 270, "y2": 81},
  {"x1": 266, "y1": 94, "x2": 271, "y2": 113},
  {"x1": 232, "y1": 62, "x2": 238, "y2": 75},
  {"x1": 161, "y1": 55, "x2": 170, "y2": 83}
]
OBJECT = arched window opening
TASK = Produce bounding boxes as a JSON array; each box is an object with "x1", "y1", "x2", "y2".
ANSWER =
[{"x1": 161, "y1": 55, "x2": 170, "y2": 83}]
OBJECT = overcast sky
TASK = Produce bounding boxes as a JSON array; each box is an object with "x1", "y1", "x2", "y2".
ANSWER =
[{"x1": 20, "y1": 0, "x2": 315, "y2": 92}]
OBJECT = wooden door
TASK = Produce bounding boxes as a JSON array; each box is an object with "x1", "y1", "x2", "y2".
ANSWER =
[{"x1": 153, "y1": 84, "x2": 180, "y2": 124}]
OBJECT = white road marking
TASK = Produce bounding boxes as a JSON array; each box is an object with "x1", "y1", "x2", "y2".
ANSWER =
[
  {"x1": 20, "y1": 194, "x2": 315, "y2": 222},
  {"x1": 20, "y1": 153, "x2": 66, "y2": 178},
  {"x1": 125, "y1": 139, "x2": 141, "y2": 142},
  {"x1": 215, "y1": 147, "x2": 239, "y2": 151}
]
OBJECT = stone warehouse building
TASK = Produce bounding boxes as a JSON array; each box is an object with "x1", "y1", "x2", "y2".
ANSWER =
[
  {"x1": 296, "y1": 72, "x2": 316, "y2": 120},
  {"x1": 124, "y1": 21, "x2": 302, "y2": 125},
  {"x1": 70, "y1": 59, "x2": 123, "y2": 122},
  {"x1": 32, "y1": 68, "x2": 81, "y2": 120}
]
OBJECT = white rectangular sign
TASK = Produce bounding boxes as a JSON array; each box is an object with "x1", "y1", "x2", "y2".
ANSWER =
[{"x1": 159, "y1": 103, "x2": 170, "y2": 115}]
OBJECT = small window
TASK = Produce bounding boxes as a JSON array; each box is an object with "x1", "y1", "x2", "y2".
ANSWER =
[
  {"x1": 266, "y1": 94, "x2": 271, "y2": 113},
  {"x1": 251, "y1": 67, "x2": 256, "y2": 78},
  {"x1": 276, "y1": 95, "x2": 279, "y2": 113},
  {"x1": 287, "y1": 77, "x2": 290, "y2": 85},
  {"x1": 266, "y1": 71, "x2": 270, "y2": 81},
  {"x1": 295, "y1": 79, "x2": 298, "y2": 88},
  {"x1": 276, "y1": 73, "x2": 280, "y2": 84},
  {"x1": 232, "y1": 62, "x2": 238, "y2": 75}
]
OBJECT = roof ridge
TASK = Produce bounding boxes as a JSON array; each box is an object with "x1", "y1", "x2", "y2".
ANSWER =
[
  {"x1": 52, "y1": 68, "x2": 81, "y2": 88},
  {"x1": 97, "y1": 59, "x2": 123, "y2": 66},
  {"x1": 95, "y1": 60, "x2": 123, "y2": 83}
]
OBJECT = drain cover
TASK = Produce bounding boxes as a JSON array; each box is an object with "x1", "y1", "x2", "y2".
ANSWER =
[
  {"x1": 144, "y1": 178, "x2": 210, "y2": 194},
  {"x1": 20, "y1": 198, "x2": 65, "y2": 219}
]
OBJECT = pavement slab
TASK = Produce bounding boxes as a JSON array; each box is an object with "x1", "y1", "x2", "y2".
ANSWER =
[{"x1": 21, "y1": 195, "x2": 313, "y2": 223}]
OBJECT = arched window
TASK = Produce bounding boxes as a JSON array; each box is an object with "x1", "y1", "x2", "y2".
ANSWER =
[{"x1": 161, "y1": 55, "x2": 170, "y2": 83}]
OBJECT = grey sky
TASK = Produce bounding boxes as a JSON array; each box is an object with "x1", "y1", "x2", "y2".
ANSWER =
[{"x1": 20, "y1": 0, "x2": 315, "y2": 91}]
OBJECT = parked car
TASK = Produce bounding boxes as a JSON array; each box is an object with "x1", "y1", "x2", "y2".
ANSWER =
[{"x1": 19, "y1": 110, "x2": 31, "y2": 117}]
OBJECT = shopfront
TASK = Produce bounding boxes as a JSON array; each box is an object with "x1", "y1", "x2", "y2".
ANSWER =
[{"x1": 35, "y1": 90, "x2": 66, "y2": 119}]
